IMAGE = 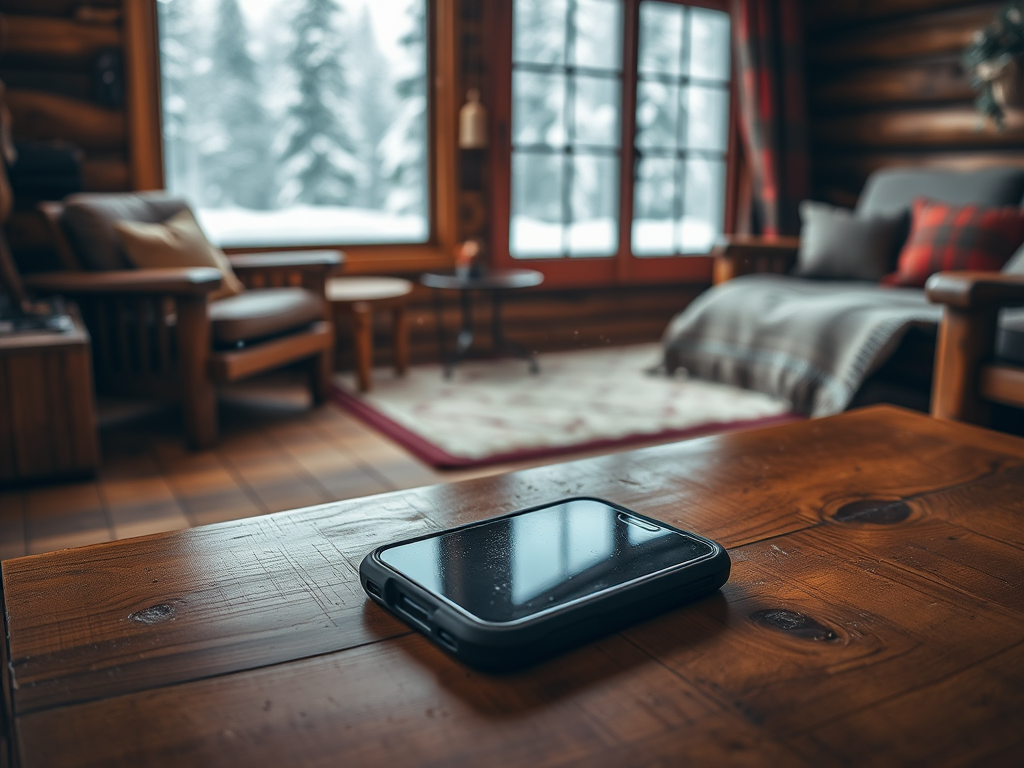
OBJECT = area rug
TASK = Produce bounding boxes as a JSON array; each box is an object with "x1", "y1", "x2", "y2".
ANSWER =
[{"x1": 331, "y1": 344, "x2": 798, "y2": 469}]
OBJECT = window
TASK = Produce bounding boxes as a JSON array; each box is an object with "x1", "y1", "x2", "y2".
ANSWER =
[
  {"x1": 155, "y1": 0, "x2": 430, "y2": 248},
  {"x1": 632, "y1": 3, "x2": 730, "y2": 256},
  {"x1": 509, "y1": 0, "x2": 624, "y2": 259},
  {"x1": 494, "y1": 0, "x2": 733, "y2": 284}
]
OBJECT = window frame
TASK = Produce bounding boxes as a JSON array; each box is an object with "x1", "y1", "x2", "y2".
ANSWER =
[
  {"x1": 488, "y1": 0, "x2": 737, "y2": 288},
  {"x1": 126, "y1": 0, "x2": 460, "y2": 275}
]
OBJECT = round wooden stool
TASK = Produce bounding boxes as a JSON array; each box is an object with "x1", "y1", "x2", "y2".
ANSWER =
[{"x1": 326, "y1": 277, "x2": 414, "y2": 392}]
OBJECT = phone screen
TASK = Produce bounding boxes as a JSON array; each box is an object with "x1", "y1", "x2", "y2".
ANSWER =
[{"x1": 379, "y1": 499, "x2": 714, "y2": 623}]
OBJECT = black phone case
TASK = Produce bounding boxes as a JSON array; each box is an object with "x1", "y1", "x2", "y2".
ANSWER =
[{"x1": 359, "y1": 497, "x2": 731, "y2": 671}]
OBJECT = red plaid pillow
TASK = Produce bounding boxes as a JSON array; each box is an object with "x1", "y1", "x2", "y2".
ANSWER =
[{"x1": 884, "y1": 198, "x2": 1024, "y2": 287}]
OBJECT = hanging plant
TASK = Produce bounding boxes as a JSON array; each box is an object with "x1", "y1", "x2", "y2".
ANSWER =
[{"x1": 963, "y1": 0, "x2": 1024, "y2": 128}]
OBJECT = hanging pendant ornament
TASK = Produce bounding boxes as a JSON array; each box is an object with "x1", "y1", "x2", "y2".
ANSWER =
[{"x1": 458, "y1": 88, "x2": 488, "y2": 149}]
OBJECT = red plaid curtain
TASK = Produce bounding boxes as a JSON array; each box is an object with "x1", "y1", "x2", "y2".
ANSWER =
[{"x1": 732, "y1": 0, "x2": 810, "y2": 237}]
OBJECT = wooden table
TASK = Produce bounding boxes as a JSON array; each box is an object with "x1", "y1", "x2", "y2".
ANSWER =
[{"x1": 3, "y1": 405, "x2": 1024, "y2": 767}]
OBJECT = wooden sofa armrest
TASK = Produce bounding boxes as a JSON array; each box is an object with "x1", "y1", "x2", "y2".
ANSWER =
[
  {"x1": 227, "y1": 249, "x2": 343, "y2": 295},
  {"x1": 24, "y1": 268, "x2": 223, "y2": 297},
  {"x1": 711, "y1": 236, "x2": 800, "y2": 284},
  {"x1": 927, "y1": 271, "x2": 1024, "y2": 425},
  {"x1": 925, "y1": 271, "x2": 1024, "y2": 310}
]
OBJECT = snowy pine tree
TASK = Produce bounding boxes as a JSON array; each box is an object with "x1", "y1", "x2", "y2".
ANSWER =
[
  {"x1": 380, "y1": 0, "x2": 427, "y2": 216},
  {"x1": 280, "y1": 0, "x2": 360, "y2": 206},
  {"x1": 348, "y1": 7, "x2": 395, "y2": 209},
  {"x1": 157, "y1": 0, "x2": 200, "y2": 201},
  {"x1": 209, "y1": 0, "x2": 275, "y2": 209}
]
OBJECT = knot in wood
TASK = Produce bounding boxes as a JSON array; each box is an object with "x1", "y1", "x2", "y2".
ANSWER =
[
  {"x1": 129, "y1": 603, "x2": 175, "y2": 625},
  {"x1": 749, "y1": 609, "x2": 839, "y2": 642},
  {"x1": 833, "y1": 499, "x2": 911, "y2": 525}
]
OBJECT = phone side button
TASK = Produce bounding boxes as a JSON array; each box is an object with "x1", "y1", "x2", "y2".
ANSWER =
[{"x1": 436, "y1": 628, "x2": 458, "y2": 652}]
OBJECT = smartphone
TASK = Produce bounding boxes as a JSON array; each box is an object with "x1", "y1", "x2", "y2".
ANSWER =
[{"x1": 359, "y1": 497, "x2": 730, "y2": 670}]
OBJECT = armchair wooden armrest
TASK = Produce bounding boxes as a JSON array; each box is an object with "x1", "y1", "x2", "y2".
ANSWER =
[
  {"x1": 926, "y1": 271, "x2": 1024, "y2": 425},
  {"x1": 711, "y1": 235, "x2": 800, "y2": 284},
  {"x1": 925, "y1": 271, "x2": 1024, "y2": 309},
  {"x1": 226, "y1": 249, "x2": 343, "y2": 295},
  {"x1": 227, "y1": 249, "x2": 343, "y2": 272},
  {"x1": 24, "y1": 268, "x2": 223, "y2": 296}
]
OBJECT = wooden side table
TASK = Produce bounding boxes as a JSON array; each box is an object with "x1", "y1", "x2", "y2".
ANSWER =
[
  {"x1": 421, "y1": 268, "x2": 544, "y2": 378},
  {"x1": 326, "y1": 277, "x2": 414, "y2": 392},
  {"x1": 0, "y1": 309, "x2": 99, "y2": 482}
]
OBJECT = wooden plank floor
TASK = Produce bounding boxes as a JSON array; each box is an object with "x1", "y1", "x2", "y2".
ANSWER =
[{"x1": 0, "y1": 372, "x2": 694, "y2": 558}]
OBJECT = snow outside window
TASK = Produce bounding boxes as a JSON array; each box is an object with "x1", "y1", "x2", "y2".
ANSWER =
[{"x1": 157, "y1": 0, "x2": 429, "y2": 248}]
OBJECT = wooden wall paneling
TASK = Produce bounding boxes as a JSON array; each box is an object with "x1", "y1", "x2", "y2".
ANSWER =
[
  {"x1": 5, "y1": 89, "x2": 125, "y2": 152},
  {"x1": 816, "y1": 151, "x2": 1024, "y2": 195},
  {"x1": 803, "y1": 0, "x2": 1021, "y2": 206},
  {"x1": 337, "y1": 284, "x2": 701, "y2": 369},
  {"x1": 0, "y1": 0, "x2": 118, "y2": 17},
  {"x1": 0, "y1": 2, "x2": 129, "y2": 204},
  {"x1": 80, "y1": 153, "x2": 131, "y2": 191},
  {"x1": 810, "y1": 56, "x2": 973, "y2": 111},
  {"x1": 806, "y1": 4, "x2": 998, "y2": 67},
  {"x1": 0, "y1": 16, "x2": 121, "y2": 63},
  {"x1": 0, "y1": 69, "x2": 93, "y2": 102},
  {"x1": 5, "y1": 210, "x2": 48, "y2": 254},
  {"x1": 812, "y1": 108, "x2": 1024, "y2": 150},
  {"x1": 804, "y1": 0, "x2": 991, "y2": 31},
  {"x1": 453, "y1": 0, "x2": 489, "y2": 245}
]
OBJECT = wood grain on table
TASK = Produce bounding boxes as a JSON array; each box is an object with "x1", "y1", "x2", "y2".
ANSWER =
[{"x1": 4, "y1": 406, "x2": 1024, "y2": 767}]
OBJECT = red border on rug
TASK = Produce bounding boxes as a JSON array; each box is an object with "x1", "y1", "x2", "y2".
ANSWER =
[{"x1": 331, "y1": 384, "x2": 802, "y2": 470}]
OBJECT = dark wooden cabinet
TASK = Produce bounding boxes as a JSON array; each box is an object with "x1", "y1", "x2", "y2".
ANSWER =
[{"x1": 0, "y1": 311, "x2": 99, "y2": 483}]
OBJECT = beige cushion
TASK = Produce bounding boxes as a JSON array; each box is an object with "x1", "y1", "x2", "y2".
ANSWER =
[
  {"x1": 209, "y1": 288, "x2": 325, "y2": 345},
  {"x1": 62, "y1": 192, "x2": 191, "y2": 271},
  {"x1": 115, "y1": 210, "x2": 245, "y2": 301}
]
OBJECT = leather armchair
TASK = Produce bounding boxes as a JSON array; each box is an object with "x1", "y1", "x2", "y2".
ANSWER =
[{"x1": 29, "y1": 193, "x2": 342, "y2": 449}]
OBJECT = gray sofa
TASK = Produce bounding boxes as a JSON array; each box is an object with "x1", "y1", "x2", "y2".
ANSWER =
[{"x1": 663, "y1": 166, "x2": 1024, "y2": 416}]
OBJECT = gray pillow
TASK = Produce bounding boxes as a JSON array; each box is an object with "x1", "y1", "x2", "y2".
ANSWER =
[
  {"x1": 1002, "y1": 240, "x2": 1024, "y2": 274},
  {"x1": 796, "y1": 201, "x2": 906, "y2": 281}
]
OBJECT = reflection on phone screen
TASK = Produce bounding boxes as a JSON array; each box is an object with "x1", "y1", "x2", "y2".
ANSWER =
[{"x1": 380, "y1": 499, "x2": 713, "y2": 623}]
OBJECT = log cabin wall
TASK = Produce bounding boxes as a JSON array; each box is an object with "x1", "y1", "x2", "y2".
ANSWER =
[
  {"x1": 803, "y1": 0, "x2": 1022, "y2": 207},
  {"x1": 342, "y1": 282, "x2": 703, "y2": 370},
  {"x1": 0, "y1": 0, "x2": 128, "y2": 273}
]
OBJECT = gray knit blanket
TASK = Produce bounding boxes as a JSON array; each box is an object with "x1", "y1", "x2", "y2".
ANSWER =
[{"x1": 662, "y1": 274, "x2": 942, "y2": 416}]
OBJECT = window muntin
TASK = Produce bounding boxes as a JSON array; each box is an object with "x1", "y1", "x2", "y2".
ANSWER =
[
  {"x1": 509, "y1": 0, "x2": 624, "y2": 259},
  {"x1": 156, "y1": 0, "x2": 429, "y2": 248}
]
